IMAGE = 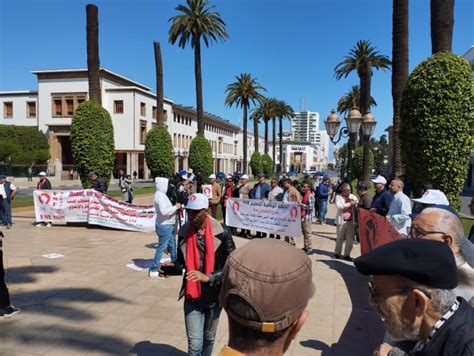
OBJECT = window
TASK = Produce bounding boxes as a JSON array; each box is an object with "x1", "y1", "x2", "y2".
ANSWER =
[
  {"x1": 140, "y1": 102, "x2": 146, "y2": 116},
  {"x1": 51, "y1": 93, "x2": 87, "y2": 117},
  {"x1": 140, "y1": 121, "x2": 147, "y2": 144},
  {"x1": 152, "y1": 106, "x2": 157, "y2": 120},
  {"x1": 114, "y1": 100, "x2": 124, "y2": 114},
  {"x1": 66, "y1": 98, "x2": 74, "y2": 115},
  {"x1": 27, "y1": 102, "x2": 36, "y2": 118},
  {"x1": 3, "y1": 102, "x2": 13, "y2": 118}
]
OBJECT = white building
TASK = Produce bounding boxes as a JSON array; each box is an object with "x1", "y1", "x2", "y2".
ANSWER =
[
  {"x1": 281, "y1": 142, "x2": 323, "y2": 173},
  {"x1": 291, "y1": 111, "x2": 319, "y2": 143}
]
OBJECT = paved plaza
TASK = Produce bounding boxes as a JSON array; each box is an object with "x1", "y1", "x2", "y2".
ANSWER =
[{"x1": 1, "y1": 195, "x2": 384, "y2": 355}]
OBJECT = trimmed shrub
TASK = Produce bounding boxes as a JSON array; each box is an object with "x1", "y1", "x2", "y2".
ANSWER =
[
  {"x1": 250, "y1": 151, "x2": 263, "y2": 176},
  {"x1": 0, "y1": 125, "x2": 49, "y2": 164},
  {"x1": 261, "y1": 153, "x2": 273, "y2": 177},
  {"x1": 145, "y1": 125, "x2": 174, "y2": 178},
  {"x1": 352, "y1": 145, "x2": 374, "y2": 181},
  {"x1": 70, "y1": 101, "x2": 115, "y2": 188},
  {"x1": 400, "y1": 53, "x2": 472, "y2": 210},
  {"x1": 188, "y1": 134, "x2": 213, "y2": 178},
  {"x1": 0, "y1": 141, "x2": 19, "y2": 162}
]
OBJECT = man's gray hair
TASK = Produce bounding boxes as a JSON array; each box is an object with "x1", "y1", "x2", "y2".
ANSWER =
[
  {"x1": 402, "y1": 277, "x2": 456, "y2": 314},
  {"x1": 420, "y1": 207, "x2": 465, "y2": 246}
]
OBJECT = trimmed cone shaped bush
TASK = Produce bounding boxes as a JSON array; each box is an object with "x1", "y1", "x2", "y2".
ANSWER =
[
  {"x1": 71, "y1": 101, "x2": 115, "y2": 188},
  {"x1": 188, "y1": 135, "x2": 213, "y2": 178},
  {"x1": 145, "y1": 126, "x2": 174, "y2": 178},
  {"x1": 250, "y1": 151, "x2": 263, "y2": 176},
  {"x1": 400, "y1": 53, "x2": 472, "y2": 210},
  {"x1": 261, "y1": 153, "x2": 273, "y2": 177}
]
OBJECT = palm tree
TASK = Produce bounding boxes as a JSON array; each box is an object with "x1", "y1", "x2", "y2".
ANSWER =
[
  {"x1": 337, "y1": 85, "x2": 377, "y2": 116},
  {"x1": 154, "y1": 41, "x2": 166, "y2": 126},
  {"x1": 334, "y1": 40, "x2": 391, "y2": 181},
  {"x1": 430, "y1": 0, "x2": 454, "y2": 53},
  {"x1": 274, "y1": 100, "x2": 294, "y2": 174},
  {"x1": 252, "y1": 97, "x2": 276, "y2": 154},
  {"x1": 392, "y1": 0, "x2": 409, "y2": 176},
  {"x1": 86, "y1": 4, "x2": 101, "y2": 104},
  {"x1": 169, "y1": 0, "x2": 228, "y2": 135},
  {"x1": 225, "y1": 73, "x2": 265, "y2": 174}
]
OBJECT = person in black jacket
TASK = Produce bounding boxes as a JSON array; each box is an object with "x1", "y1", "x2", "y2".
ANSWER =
[
  {"x1": 369, "y1": 175, "x2": 393, "y2": 217},
  {"x1": 162, "y1": 193, "x2": 235, "y2": 356},
  {"x1": 87, "y1": 172, "x2": 106, "y2": 193}
]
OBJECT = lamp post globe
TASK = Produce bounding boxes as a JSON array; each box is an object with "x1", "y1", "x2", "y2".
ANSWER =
[
  {"x1": 325, "y1": 109, "x2": 341, "y2": 138},
  {"x1": 345, "y1": 106, "x2": 363, "y2": 134},
  {"x1": 362, "y1": 110, "x2": 377, "y2": 137}
]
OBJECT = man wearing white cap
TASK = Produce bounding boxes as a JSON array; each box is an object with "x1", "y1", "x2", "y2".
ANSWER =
[
  {"x1": 208, "y1": 174, "x2": 221, "y2": 219},
  {"x1": 35, "y1": 172, "x2": 52, "y2": 227},
  {"x1": 369, "y1": 175, "x2": 393, "y2": 217},
  {"x1": 238, "y1": 175, "x2": 251, "y2": 238},
  {"x1": 413, "y1": 189, "x2": 449, "y2": 206}
]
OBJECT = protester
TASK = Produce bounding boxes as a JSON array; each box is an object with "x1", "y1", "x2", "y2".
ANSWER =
[
  {"x1": 238, "y1": 175, "x2": 251, "y2": 238},
  {"x1": 356, "y1": 182, "x2": 372, "y2": 209},
  {"x1": 386, "y1": 179, "x2": 412, "y2": 238},
  {"x1": 410, "y1": 184, "x2": 433, "y2": 216},
  {"x1": 268, "y1": 178, "x2": 284, "y2": 239},
  {"x1": 250, "y1": 173, "x2": 271, "y2": 238},
  {"x1": 27, "y1": 166, "x2": 33, "y2": 182},
  {"x1": 133, "y1": 170, "x2": 138, "y2": 180},
  {"x1": 221, "y1": 175, "x2": 235, "y2": 226},
  {"x1": 208, "y1": 174, "x2": 222, "y2": 219},
  {"x1": 411, "y1": 206, "x2": 474, "y2": 305},
  {"x1": 194, "y1": 171, "x2": 203, "y2": 193},
  {"x1": 334, "y1": 183, "x2": 358, "y2": 261},
  {"x1": 149, "y1": 177, "x2": 181, "y2": 278},
  {"x1": 68, "y1": 167, "x2": 74, "y2": 181},
  {"x1": 355, "y1": 239, "x2": 474, "y2": 356},
  {"x1": 87, "y1": 172, "x2": 106, "y2": 193},
  {"x1": 163, "y1": 193, "x2": 235, "y2": 356},
  {"x1": 410, "y1": 189, "x2": 449, "y2": 220},
  {"x1": 316, "y1": 177, "x2": 330, "y2": 224},
  {"x1": 282, "y1": 179, "x2": 301, "y2": 246},
  {"x1": 370, "y1": 175, "x2": 393, "y2": 217},
  {"x1": 118, "y1": 170, "x2": 133, "y2": 204},
  {"x1": 301, "y1": 182, "x2": 315, "y2": 255},
  {"x1": 35, "y1": 172, "x2": 52, "y2": 227},
  {"x1": 218, "y1": 239, "x2": 314, "y2": 356},
  {"x1": 0, "y1": 231, "x2": 20, "y2": 319},
  {"x1": 0, "y1": 175, "x2": 17, "y2": 229}
]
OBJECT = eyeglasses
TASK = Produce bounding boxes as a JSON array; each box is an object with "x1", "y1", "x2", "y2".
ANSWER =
[
  {"x1": 409, "y1": 225, "x2": 448, "y2": 240},
  {"x1": 368, "y1": 281, "x2": 431, "y2": 302}
]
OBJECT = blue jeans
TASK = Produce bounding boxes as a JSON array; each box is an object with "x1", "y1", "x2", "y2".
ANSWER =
[
  {"x1": 318, "y1": 199, "x2": 328, "y2": 222},
  {"x1": 184, "y1": 300, "x2": 221, "y2": 356},
  {"x1": 150, "y1": 223, "x2": 176, "y2": 272},
  {"x1": 1, "y1": 200, "x2": 12, "y2": 226}
]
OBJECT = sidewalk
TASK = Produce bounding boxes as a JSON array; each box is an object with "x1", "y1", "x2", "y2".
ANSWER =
[{"x1": 0, "y1": 200, "x2": 384, "y2": 355}]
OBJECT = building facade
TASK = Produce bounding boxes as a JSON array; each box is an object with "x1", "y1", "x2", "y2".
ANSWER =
[{"x1": 291, "y1": 111, "x2": 319, "y2": 143}]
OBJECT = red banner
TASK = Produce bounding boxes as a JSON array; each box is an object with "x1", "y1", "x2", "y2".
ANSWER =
[{"x1": 358, "y1": 208, "x2": 403, "y2": 255}]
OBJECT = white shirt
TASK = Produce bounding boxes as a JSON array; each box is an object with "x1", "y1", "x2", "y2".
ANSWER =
[
  {"x1": 268, "y1": 186, "x2": 283, "y2": 202},
  {"x1": 387, "y1": 191, "x2": 412, "y2": 236},
  {"x1": 0, "y1": 182, "x2": 16, "y2": 199}
]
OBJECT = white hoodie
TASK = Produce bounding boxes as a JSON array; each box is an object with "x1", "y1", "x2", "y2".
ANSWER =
[{"x1": 154, "y1": 177, "x2": 177, "y2": 225}]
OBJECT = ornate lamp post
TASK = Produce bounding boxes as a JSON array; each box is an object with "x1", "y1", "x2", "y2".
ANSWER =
[
  {"x1": 325, "y1": 107, "x2": 363, "y2": 183},
  {"x1": 361, "y1": 111, "x2": 377, "y2": 181}
]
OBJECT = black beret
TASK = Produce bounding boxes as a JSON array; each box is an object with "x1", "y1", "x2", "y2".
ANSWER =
[{"x1": 354, "y1": 239, "x2": 458, "y2": 289}]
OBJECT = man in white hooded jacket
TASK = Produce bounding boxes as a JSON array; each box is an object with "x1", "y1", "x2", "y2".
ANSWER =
[{"x1": 149, "y1": 177, "x2": 181, "y2": 278}]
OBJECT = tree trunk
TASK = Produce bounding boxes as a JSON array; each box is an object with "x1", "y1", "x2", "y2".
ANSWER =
[
  {"x1": 243, "y1": 104, "x2": 248, "y2": 174},
  {"x1": 86, "y1": 4, "x2": 101, "y2": 104},
  {"x1": 264, "y1": 119, "x2": 269, "y2": 154},
  {"x1": 430, "y1": 0, "x2": 454, "y2": 54},
  {"x1": 253, "y1": 116, "x2": 259, "y2": 153},
  {"x1": 194, "y1": 38, "x2": 205, "y2": 135},
  {"x1": 279, "y1": 117, "x2": 283, "y2": 174},
  {"x1": 361, "y1": 62, "x2": 372, "y2": 182},
  {"x1": 272, "y1": 117, "x2": 276, "y2": 174},
  {"x1": 154, "y1": 41, "x2": 165, "y2": 126},
  {"x1": 392, "y1": 0, "x2": 409, "y2": 176}
]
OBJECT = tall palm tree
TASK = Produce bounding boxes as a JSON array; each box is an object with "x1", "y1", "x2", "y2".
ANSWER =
[
  {"x1": 430, "y1": 0, "x2": 454, "y2": 53},
  {"x1": 334, "y1": 40, "x2": 391, "y2": 181},
  {"x1": 250, "y1": 113, "x2": 261, "y2": 154},
  {"x1": 169, "y1": 0, "x2": 228, "y2": 135},
  {"x1": 337, "y1": 85, "x2": 377, "y2": 116},
  {"x1": 252, "y1": 97, "x2": 276, "y2": 154},
  {"x1": 225, "y1": 73, "x2": 265, "y2": 174},
  {"x1": 154, "y1": 41, "x2": 166, "y2": 126},
  {"x1": 86, "y1": 4, "x2": 101, "y2": 104},
  {"x1": 274, "y1": 100, "x2": 294, "y2": 174},
  {"x1": 392, "y1": 0, "x2": 409, "y2": 176}
]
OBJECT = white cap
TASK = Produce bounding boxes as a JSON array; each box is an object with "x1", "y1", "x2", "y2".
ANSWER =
[
  {"x1": 209, "y1": 174, "x2": 216, "y2": 179},
  {"x1": 181, "y1": 175, "x2": 188, "y2": 180},
  {"x1": 413, "y1": 189, "x2": 449, "y2": 206},
  {"x1": 241, "y1": 174, "x2": 249, "y2": 180},
  {"x1": 371, "y1": 175, "x2": 387, "y2": 185},
  {"x1": 226, "y1": 174, "x2": 233, "y2": 179},
  {"x1": 185, "y1": 193, "x2": 209, "y2": 210},
  {"x1": 38, "y1": 172, "x2": 46, "y2": 176}
]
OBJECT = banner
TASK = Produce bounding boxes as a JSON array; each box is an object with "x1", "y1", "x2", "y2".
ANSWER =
[
  {"x1": 358, "y1": 208, "x2": 402, "y2": 255},
  {"x1": 202, "y1": 184, "x2": 213, "y2": 199},
  {"x1": 34, "y1": 190, "x2": 155, "y2": 232},
  {"x1": 225, "y1": 198, "x2": 302, "y2": 237}
]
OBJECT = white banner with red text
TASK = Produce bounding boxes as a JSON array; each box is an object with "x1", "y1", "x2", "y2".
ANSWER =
[
  {"x1": 225, "y1": 198, "x2": 302, "y2": 237},
  {"x1": 33, "y1": 190, "x2": 155, "y2": 232}
]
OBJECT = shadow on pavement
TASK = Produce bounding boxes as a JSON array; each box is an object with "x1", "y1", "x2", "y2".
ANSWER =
[
  {"x1": 131, "y1": 341, "x2": 187, "y2": 355},
  {"x1": 300, "y1": 260, "x2": 384, "y2": 356},
  {"x1": 312, "y1": 248, "x2": 335, "y2": 259},
  {"x1": 144, "y1": 243, "x2": 158, "y2": 249},
  {"x1": 5, "y1": 265, "x2": 59, "y2": 284}
]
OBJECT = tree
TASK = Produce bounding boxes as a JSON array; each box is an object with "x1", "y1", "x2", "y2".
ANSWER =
[
  {"x1": 335, "y1": 143, "x2": 348, "y2": 179},
  {"x1": 249, "y1": 152, "x2": 262, "y2": 176},
  {"x1": 188, "y1": 134, "x2": 213, "y2": 178},
  {"x1": 252, "y1": 97, "x2": 275, "y2": 154},
  {"x1": 370, "y1": 135, "x2": 389, "y2": 174},
  {"x1": 250, "y1": 113, "x2": 260, "y2": 154},
  {"x1": 431, "y1": 0, "x2": 454, "y2": 54},
  {"x1": 400, "y1": 53, "x2": 472, "y2": 210},
  {"x1": 274, "y1": 100, "x2": 294, "y2": 174},
  {"x1": 392, "y1": 0, "x2": 409, "y2": 177},
  {"x1": 71, "y1": 101, "x2": 115, "y2": 188},
  {"x1": 154, "y1": 41, "x2": 166, "y2": 125},
  {"x1": 0, "y1": 141, "x2": 19, "y2": 163},
  {"x1": 145, "y1": 126, "x2": 174, "y2": 178},
  {"x1": 352, "y1": 145, "x2": 374, "y2": 181},
  {"x1": 334, "y1": 40, "x2": 391, "y2": 181},
  {"x1": 261, "y1": 153, "x2": 273, "y2": 177},
  {"x1": 337, "y1": 85, "x2": 377, "y2": 116},
  {"x1": 86, "y1": 4, "x2": 101, "y2": 104},
  {"x1": 0, "y1": 126, "x2": 49, "y2": 165},
  {"x1": 225, "y1": 73, "x2": 265, "y2": 173},
  {"x1": 169, "y1": 0, "x2": 228, "y2": 135}
]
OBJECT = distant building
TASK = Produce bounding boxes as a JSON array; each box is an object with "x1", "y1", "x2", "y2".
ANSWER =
[{"x1": 291, "y1": 111, "x2": 319, "y2": 143}]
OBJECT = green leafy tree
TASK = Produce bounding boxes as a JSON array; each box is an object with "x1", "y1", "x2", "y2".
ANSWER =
[
  {"x1": 370, "y1": 135, "x2": 389, "y2": 174},
  {"x1": 335, "y1": 143, "x2": 348, "y2": 179},
  {"x1": 400, "y1": 53, "x2": 472, "y2": 210},
  {"x1": 145, "y1": 126, "x2": 174, "y2": 178},
  {"x1": 169, "y1": 0, "x2": 228, "y2": 135},
  {"x1": 0, "y1": 125, "x2": 49, "y2": 165},
  {"x1": 188, "y1": 134, "x2": 213, "y2": 178},
  {"x1": 0, "y1": 141, "x2": 19, "y2": 163},
  {"x1": 261, "y1": 153, "x2": 273, "y2": 177},
  {"x1": 352, "y1": 145, "x2": 374, "y2": 181},
  {"x1": 250, "y1": 152, "x2": 263, "y2": 176},
  {"x1": 71, "y1": 101, "x2": 115, "y2": 188}
]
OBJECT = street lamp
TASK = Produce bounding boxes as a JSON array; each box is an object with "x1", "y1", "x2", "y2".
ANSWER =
[
  {"x1": 361, "y1": 111, "x2": 377, "y2": 181},
  {"x1": 325, "y1": 107, "x2": 362, "y2": 183}
]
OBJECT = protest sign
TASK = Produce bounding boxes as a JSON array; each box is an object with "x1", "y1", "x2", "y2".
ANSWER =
[
  {"x1": 358, "y1": 208, "x2": 402, "y2": 255},
  {"x1": 225, "y1": 198, "x2": 302, "y2": 236},
  {"x1": 202, "y1": 184, "x2": 213, "y2": 199},
  {"x1": 34, "y1": 190, "x2": 90, "y2": 223}
]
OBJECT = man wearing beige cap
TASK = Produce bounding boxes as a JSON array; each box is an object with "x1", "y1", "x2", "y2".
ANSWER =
[{"x1": 219, "y1": 239, "x2": 314, "y2": 355}]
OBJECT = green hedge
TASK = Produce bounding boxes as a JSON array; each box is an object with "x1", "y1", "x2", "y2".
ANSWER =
[
  {"x1": 400, "y1": 53, "x2": 472, "y2": 210},
  {"x1": 261, "y1": 153, "x2": 273, "y2": 177},
  {"x1": 0, "y1": 125, "x2": 49, "y2": 164},
  {"x1": 145, "y1": 125, "x2": 174, "y2": 178},
  {"x1": 352, "y1": 145, "x2": 374, "y2": 181},
  {"x1": 188, "y1": 134, "x2": 213, "y2": 178},
  {"x1": 70, "y1": 101, "x2": 115, "y2": 188},
  {"x1": 250, "y1": 151, "x2": 263, "y2": 176}
]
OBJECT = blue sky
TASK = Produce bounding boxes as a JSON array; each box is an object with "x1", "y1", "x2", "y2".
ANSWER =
[{"x1": 1, "y1": 0, "x2": 473, "y2": 143}]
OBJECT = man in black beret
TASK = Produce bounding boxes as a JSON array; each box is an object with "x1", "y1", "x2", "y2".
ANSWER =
[{"x1": 354, "y1": 239, "x2": 474, "y2": 355}]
